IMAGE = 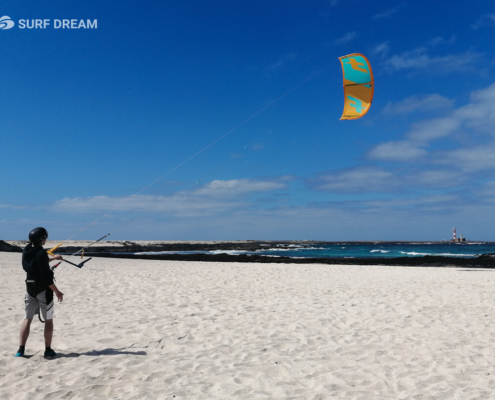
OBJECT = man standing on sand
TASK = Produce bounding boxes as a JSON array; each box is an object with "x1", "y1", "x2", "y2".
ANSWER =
[{"x1": 15, "y1": 227, "x2": 64, "y2": 358}]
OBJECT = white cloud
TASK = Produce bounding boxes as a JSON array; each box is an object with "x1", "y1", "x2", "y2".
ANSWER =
[
  {"x1": 362, "y1": 194, "x2": 458, "y2": 209},
  {"x1": 193, "y1": 179, "x2": 287, "y2": 197},
  {"x1": 475, "y1": 181, "x2": 495, "y2": 200},
  {"x1": 0, "y1": 203, "x2": 35, "y2": 210},
  {"x1": 408, "y1": 170, "x2": 466, "y2": 188},
  {"x1": 407, "y1": 117, "x2": 461, "y2": 142},
  {"x1": 369, "y1": 83, "x2": 495, "y2": 164},
  {"x1": 309, "y1": 167, "x2": 466, "y2": 194},
  {"x1": 333, "y1": 32, "x2": 357, "y2": 46},
  {"x1": 53, "y1": 194, "x2": 239, "y2": 216},
  {"x1": 386, "y1": 47, "x2": 484, "y2": 73},
  {"x1": 427, "y1": 36, "x2": 456, "y2": 46},
  {"x1": 434, "y1": 144, "x2": 495, "y2": 172},
  {"x1": 309, "y1": 166, "x2": 398, "y2": 193},
  {"x1": 456, "y1": 83, "x2": 495, "y2": 133},
  {"x1": 383, "y1": 94, "x2": 455, "y2": 115},
  {"x1": 472, "y1": 13, "x2": 495, "y2": 29},
  {"x1": 371, "y1": 42, "x2": 389, "y2": 58},
  {"x1": 0, "y1": 203, "x2": 32, "y2": 210},
  {"x1": 52, "y1": 179, "x2": 288, "y2": 216},
  {"x1": 412, "y1": 84, "x2": 495, "y2": 141},
  {"x1": 368, "y1": 141, "x2": 427, "y2": 162},
  {"x1": 469, "y1": 82, "x2": 495, "y2": 103},
  {"x1": 373, "y1": 4, "x2": 405, "y2": 20}
]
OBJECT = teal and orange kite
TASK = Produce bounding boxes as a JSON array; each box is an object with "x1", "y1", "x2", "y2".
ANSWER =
[{"x1": 339, "y1": 53, "x2": 374, "y2": 120}]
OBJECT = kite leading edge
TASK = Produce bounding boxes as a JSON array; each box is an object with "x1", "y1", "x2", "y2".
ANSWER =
[{"x1": 339, "y1": 53, "x2": 374, "y2": 120}]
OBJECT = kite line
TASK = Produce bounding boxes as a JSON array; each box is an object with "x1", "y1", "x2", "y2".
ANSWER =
[{"x1": 66, "y1": 62, "x2": 333, "y2": 242}]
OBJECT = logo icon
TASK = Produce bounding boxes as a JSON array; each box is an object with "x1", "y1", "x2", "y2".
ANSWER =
[
  {"x1": 347, "y1": 96, "x2": 365, "y2": 114},
  {"x1": 0, "y1": 16, "x2": 14, "y2": 29},
  {"x1": 346, "y1": 58, "x2": 369, "y2": 74}
]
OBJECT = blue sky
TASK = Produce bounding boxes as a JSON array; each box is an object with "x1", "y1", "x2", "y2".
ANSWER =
[{"x1": 1, "y1": 1, "x2": 495, "y2": 241}]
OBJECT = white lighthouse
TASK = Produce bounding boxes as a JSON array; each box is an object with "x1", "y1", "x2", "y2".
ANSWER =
[{"x1": 451, "y1": 227, "x2": 466, "y2": 242}]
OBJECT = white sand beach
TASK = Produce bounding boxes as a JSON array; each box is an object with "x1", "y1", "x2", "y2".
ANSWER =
[{"x1": 1, "y1": 252, "x2": 495, "y2": 399}]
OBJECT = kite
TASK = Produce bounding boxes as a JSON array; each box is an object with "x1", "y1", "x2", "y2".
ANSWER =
[{"x1": 339, "y1": 53, "x2": 374, "y2": 120}]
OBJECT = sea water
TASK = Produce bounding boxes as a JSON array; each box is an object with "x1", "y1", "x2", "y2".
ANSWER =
[
  {"x1": 136, "y1": 242, "x2": 495, "y2": 259},
  {"x1": 252, "y1": 242, "x2": 495, "y2": 259}
]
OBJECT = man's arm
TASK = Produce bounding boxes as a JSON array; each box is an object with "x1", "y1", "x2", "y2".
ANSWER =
[
  {"x1": 45, "y1": 254, "x2": 64, "y2": 301},
  {"x1": 49, "y1": 284, "x2": 64, "y2": 302}
]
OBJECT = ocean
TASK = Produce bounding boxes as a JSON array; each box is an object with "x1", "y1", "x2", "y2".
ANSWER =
[{"x1": 136, "y1": 242, "x2": 495, "y2": 260}]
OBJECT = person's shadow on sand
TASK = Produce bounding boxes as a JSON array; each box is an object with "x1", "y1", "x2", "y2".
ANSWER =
[{"x1": 57, "y1": 348, "x2": 147, "y2": 358}]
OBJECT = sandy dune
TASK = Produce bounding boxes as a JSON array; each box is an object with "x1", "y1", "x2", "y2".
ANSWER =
[{"x1": 1, "y1": 252, "x2": 495, "y2": 399}]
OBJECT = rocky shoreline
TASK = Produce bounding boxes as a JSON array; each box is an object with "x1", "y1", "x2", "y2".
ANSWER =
[
  {"x1": 2, "y1": 239, "x2": 495, "y2": 268},
  {"x1": 89, "y1": 252, "x2": 495, "y2": 268}
]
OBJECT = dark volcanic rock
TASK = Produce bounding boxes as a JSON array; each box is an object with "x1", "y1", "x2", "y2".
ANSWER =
[
  {"x1": 89, "y1": 252, "x2": 495, "y2": 268},
  {"x1": 478, "y1": 253, "x2": 495, "y2": 259},
  {"x1": 0, "y1": 240, "x2": 22, "y2": 252}
]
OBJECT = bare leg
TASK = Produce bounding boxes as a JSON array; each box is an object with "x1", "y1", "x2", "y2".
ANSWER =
[
  {"x1": 19, "y1": 318, "x2": 33, "y2": 346},
  {"x1": 44, "y1": 319, "x2": 53, "y2": 348}
]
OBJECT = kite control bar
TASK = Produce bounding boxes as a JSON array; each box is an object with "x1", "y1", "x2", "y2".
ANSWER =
[
  {"x1": 49, "y1": 233, "x2": 110, "y2": 270},
  {"x1": 68, "y1": 233, "x2": 111, "y2": 257},
  {"x1": 51, "y1": 257, "x2": 93, "y2": 270}
]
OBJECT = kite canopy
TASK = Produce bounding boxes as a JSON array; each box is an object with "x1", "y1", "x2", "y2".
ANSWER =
[{"x1": 339, "y1": 53, "x2": 374, "y2": 120}]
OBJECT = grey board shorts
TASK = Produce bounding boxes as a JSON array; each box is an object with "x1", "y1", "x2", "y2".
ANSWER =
[{"x1": 25, "y1": 282, "x2": 54, "y2": 320}]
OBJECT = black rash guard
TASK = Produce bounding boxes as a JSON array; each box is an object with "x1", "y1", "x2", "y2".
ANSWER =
[{"x1": 22, "y1": 244, "x2": 54, "y2": 286}]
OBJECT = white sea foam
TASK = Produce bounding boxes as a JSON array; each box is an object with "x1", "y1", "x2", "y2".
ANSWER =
[
  {"x1": 261, "y1": 247, "x2": 308, "y2": 252},
  {"x1": 260, "y1": 248, "x2": 295, "y2": 252},
  {"x1": 134, "y1": 251, "x2": 208, "y2": 255},
  {"x1": 209, "y1": 250, "x2": 249, "y2": 255},
  {"x1": 399, "y1": 251, "x2": 475, "y2": 257},
  {"x1": 370, "y1": 249, "x2": 390, "y2": 253},
  {"x1": 134, "y1": 250, "x2": 250, "y2": 256}
]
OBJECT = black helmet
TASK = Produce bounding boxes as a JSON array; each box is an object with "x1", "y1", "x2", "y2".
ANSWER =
[{"x1": 28, "y1": 227, "x2": 48, "y2": 244}]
